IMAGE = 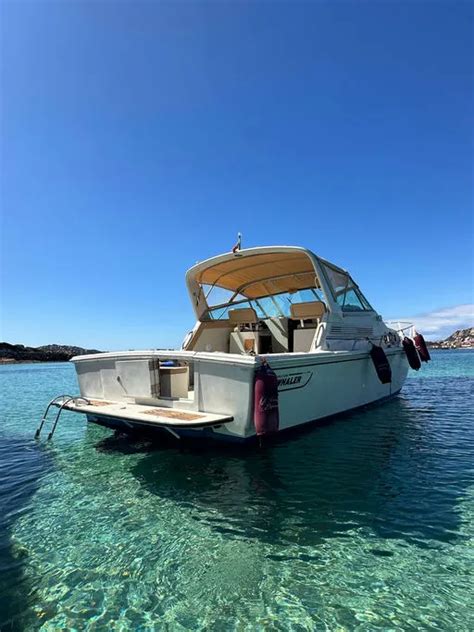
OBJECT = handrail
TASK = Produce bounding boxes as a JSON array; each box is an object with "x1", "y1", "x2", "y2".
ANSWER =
[
  {"x1": 35, "y1": 395, "x2": 75, "y2": 438},
  {"x1": 35, "y1": 395, "x2": 89, "y2": 440}
]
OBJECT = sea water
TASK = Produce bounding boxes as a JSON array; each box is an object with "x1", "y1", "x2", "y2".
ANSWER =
[{"x1": 0, "y1": 350, "x2": 473, "y2": 630}]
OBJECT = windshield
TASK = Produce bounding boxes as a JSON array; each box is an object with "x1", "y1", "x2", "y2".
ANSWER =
[{"x1": 204, "y1": 287, "x2": 325, "y2": 320}]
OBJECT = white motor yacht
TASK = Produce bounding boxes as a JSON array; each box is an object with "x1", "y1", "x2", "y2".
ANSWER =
[{"x1": 38, "y1": 245, "x2": 430, "y2": 443}]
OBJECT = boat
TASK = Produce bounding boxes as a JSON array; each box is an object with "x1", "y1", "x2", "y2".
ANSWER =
[{"x1": 37, "y1": 245, "x2": 426, "y2": 443}]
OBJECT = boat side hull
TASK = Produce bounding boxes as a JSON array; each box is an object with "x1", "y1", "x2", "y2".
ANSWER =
[
  {"x1": 83, "y1": 349, "x2": 408, "y2": 443},
  {"x1": 273, "y1": 350, "x2": 407, "y2": 432}
]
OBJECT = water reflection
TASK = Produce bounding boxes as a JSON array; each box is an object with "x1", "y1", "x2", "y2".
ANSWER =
[{"x1": 99, "y1": 385, "x2": 470, "y2": 550}]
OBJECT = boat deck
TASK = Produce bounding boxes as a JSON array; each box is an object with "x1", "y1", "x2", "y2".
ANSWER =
[{"x1": 57, "y1": 398, "x2": 233, "y2": 429}]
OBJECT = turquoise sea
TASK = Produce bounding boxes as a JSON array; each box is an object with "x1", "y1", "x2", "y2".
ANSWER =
[{"x1": 0, "y1": 350, "x2": 473, "y2": 631}]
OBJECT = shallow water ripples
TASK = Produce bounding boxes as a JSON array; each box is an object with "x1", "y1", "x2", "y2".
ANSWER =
[{"x1": 0, "y1": 354, "x2": 473, "y2": 630}]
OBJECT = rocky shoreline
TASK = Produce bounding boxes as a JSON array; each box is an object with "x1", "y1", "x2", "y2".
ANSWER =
[
  {"x1": 0, "y1": 343, "x2": 102, "y2": 364},
  {"x1": 427, "y1": 327, "x2": 474, "y2": 350}
]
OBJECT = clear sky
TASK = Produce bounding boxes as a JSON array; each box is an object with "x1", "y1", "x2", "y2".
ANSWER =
[{"x1": 1, "y1": 1, "x2": 472, "y2": 348}]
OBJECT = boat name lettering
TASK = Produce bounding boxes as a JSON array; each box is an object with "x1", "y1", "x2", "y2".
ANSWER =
[
  {"x1": 278, "y1": 375, "x2": 302, "y2": 386},
  {"x1": 277, "y1": 371, "x2": 313, "y2": 391}
]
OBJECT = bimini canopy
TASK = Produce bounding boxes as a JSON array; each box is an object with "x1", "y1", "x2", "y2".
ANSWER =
[{"x1": 190, "y1": 248, "x2": 319, "y2": 300}]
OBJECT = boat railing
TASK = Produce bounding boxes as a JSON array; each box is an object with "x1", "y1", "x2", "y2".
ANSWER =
[{"x1": 385, "y1": 321, "x2": 415, "y2": 336}]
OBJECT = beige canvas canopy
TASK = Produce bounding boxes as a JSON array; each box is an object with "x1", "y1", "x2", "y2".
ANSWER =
[{"x1": 194, "y1": 251, "x2": 319, "y2": 299}]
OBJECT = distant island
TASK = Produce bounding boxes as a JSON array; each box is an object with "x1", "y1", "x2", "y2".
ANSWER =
[
  {"x1": 0, "y1": 343, "x2": 102, "y2": 364},
  {"x1": 427, "y1": 327, "x2": 474, "y2": 350}
]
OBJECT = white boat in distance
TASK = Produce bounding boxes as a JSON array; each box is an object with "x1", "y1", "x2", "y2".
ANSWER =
[{"x1": 39, "y1": 245, "x2": 430, "y2": 443}]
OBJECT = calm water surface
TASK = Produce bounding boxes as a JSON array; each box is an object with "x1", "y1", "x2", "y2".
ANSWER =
[{"x1": 0, "y1": 350, "x2": 473, "y2": 630}]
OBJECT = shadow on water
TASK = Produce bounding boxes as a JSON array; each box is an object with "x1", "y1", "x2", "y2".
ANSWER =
[
  {"x1": 97, "y1": 380, "x2": 472, "y2": 550},
  {"x1": 0, "y1": 437, "x2": 52, "y2": 631}
]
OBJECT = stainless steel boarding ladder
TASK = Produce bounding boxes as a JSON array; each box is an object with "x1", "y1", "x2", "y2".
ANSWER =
[{"x1": 35, "y1": 395, "x2": 89, "y2": 440}]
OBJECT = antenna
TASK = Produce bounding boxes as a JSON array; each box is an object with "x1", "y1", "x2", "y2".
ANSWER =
[{"x1": 232, "y1": 232, "x2": 242, "y2": 253}]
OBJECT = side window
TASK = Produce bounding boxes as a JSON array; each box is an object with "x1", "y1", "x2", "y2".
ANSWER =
[
  {"x1": 322, "y1": 263, "x2": 373, "y2": 311},
  {"x1": 338, "y1": 288, "x2": 364, "y2": 311},
  {"x1": 323, "y1": 266, "x2": 348, "y2": 294},
  {"x1": 353, "y1": 286, "x2": 373, "y2": 310}
]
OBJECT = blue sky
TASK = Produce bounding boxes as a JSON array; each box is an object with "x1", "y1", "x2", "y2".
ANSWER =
[{"x1": 1, "y1": 1, "x2": 472, "y2": 349}]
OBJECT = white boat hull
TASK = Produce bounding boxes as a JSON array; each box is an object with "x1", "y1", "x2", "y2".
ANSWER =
[{"x1": 70, "y1": 348, "x2": 409, "y2": 443}]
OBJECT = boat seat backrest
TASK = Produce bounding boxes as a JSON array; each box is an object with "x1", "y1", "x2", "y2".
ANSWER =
[
  {"x1": 290, "y1": 301, "x2": 326, "y2": 327},
  {"x1": 228, "y1": 308, "x2": 258, "y2": 329}
]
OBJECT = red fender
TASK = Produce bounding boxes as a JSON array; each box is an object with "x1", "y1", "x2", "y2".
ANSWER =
[
  {"x1": 414, "y1": 332, "x2": 431, "y2": 363},
  {"x1": 254, "y1": 362, "x2": 279, "y2": 436}
]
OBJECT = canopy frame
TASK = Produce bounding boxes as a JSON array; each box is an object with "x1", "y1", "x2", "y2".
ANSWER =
[{"x1": 186, "y1": 246, "x2": 337, "y2": 320}]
